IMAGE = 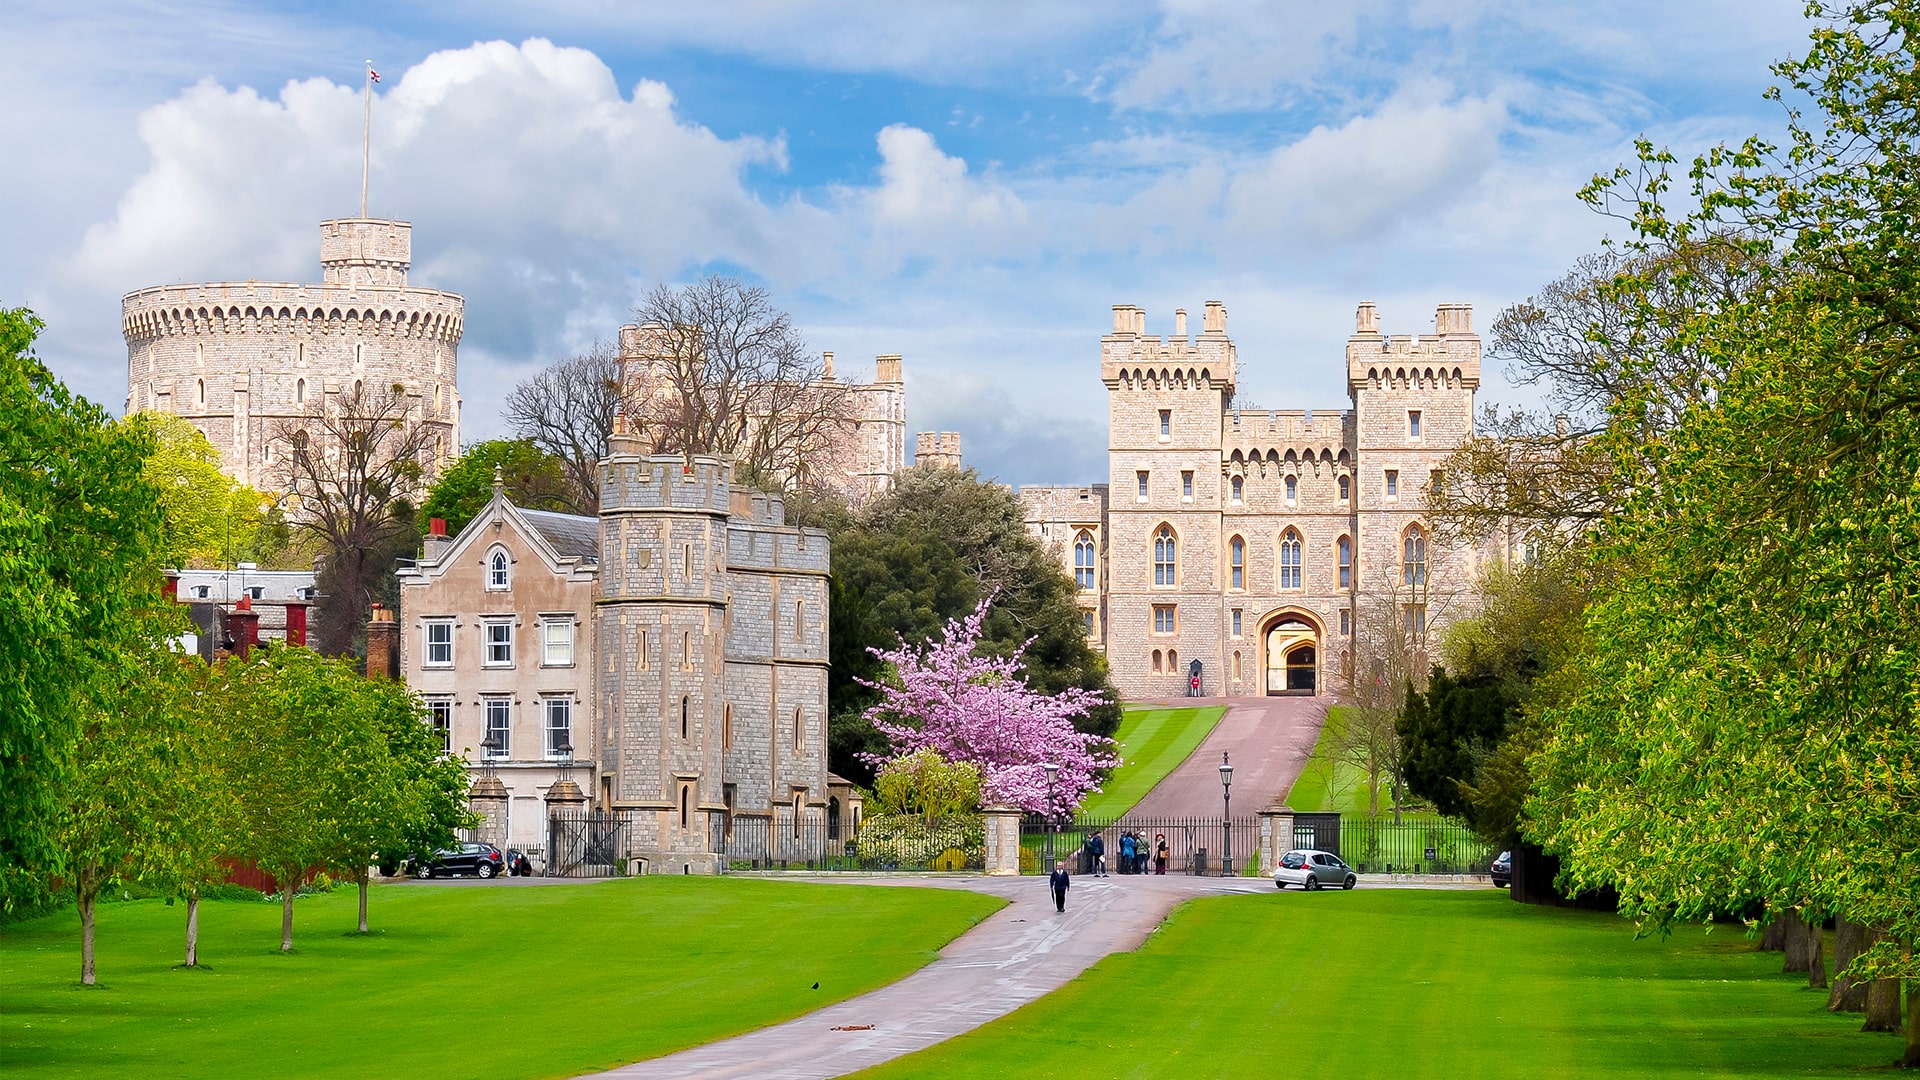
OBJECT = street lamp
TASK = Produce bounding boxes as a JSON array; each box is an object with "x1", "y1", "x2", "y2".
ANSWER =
[
  {"x1": 1042, "y1": 762, "x2": 1059, "y2": 869},
  {"x1": 1219, "y1": 752, "x2": 1234, "y2": 876}
]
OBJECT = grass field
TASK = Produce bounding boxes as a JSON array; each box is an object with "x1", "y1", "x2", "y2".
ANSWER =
[
  {"x1": 853, "y1": 889, "x2": 1902, "y2": 1079},
  {"x1": 1283, "y1": 704, "x2": 1430, "y2": 817},
  {"x1": 0, "y1": 877, "x2": 1001, "y2": 1079},
  {"x1": 1079, "y1": 704, "x2": 1228, "y2": 820}
]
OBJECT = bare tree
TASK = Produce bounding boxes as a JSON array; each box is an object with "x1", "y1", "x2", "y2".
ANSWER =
[
  {"x1": 272, "y1": 382, "x2": 431, "y2": 656},
  {"x1": 626, "y1": 275, "x2": 853, "y2": 492},
  {"x1": 502, "y1": 341, "x2": 622, "y2": 515}
]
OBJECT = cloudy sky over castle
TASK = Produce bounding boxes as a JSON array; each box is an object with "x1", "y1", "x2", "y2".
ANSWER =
[{"x1": 4, "y1": 0, "x2": 1805, "y2": 485}]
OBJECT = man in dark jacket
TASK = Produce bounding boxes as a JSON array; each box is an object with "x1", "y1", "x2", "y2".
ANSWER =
[
  {"x1": 1049, "y1": 861, "x2": 1070, "y2": 912},
  {"x1": 1088, "y1": 832, "x2": 1107, "y2": 877}
]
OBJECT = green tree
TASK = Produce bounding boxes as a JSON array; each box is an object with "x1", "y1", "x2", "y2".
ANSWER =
[
  {"x1": 819, "y1": 466, "x2": 1120, "y2": 784},
  {"x1": 130, "y1": 412, "x2": 291, "y2": 569},
  {"x1": 59, "y1": 651, "x2": 200, "y2": 984},
  {"x1": 0, "y1": 307, "x2": 172, "y2": 910},
  {"x1": 419, "y1": 438, "x2": 574, "y2": 536},
  {"x1": 1525, "y1": 2, "x2": 1920, "y2": 1060},
  {"x1": 870, "y1": 750, "x2": 982, "y2": 818}
]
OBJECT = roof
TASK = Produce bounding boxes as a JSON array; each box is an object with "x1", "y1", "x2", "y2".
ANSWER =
[{"x1": 519, "y1": 508, "x2": 600, "y2": 564}]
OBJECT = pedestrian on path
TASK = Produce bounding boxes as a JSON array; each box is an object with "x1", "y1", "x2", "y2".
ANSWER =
[
  {"x1": 1049, "y1": 861, "x2": 1070, "y2": 912},
  {"x1": 1089, "y1": 832, "x2": 1106, "y2": 876},
  {"x1": 1154, "y1": 834, "x2": 1169, "y2": 875},
  {"x1": 1119, "y1": 831, "x2": 1136, "y2": 875}
]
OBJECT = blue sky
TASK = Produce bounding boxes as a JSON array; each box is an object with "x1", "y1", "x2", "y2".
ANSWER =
[{"x1": 1, "y1": 0, "x2": 1812, "y2": 485}]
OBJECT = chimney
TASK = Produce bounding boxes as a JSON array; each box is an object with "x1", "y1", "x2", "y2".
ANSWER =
[
  {"x1": 1355, "y1": 302, "x2": 1380, "y2": 335},
  {"x1": 424, "y1": 516, "x2": 453, "y2": 562},
  {"x1": 1202, "y1": 300, "x2": 1227, "y2": 334},
  {"x1": 875, "y1": 354, "x2": 903, "y2": 384},
  {"x1": 285, "y1": 601, "x2": 308, "y2": 647},
  {"x1": 607, "y1": 408, "x2": 643, "y2": 456},
  {"x1": 229, "y1": 595, "x2": 260, "y2": 660},
  {"x1": 1555, "y1": 413, "x2": 1571, "y2": 438},
  {"x1": 366, "y1": 603, "x2": 399, "y2": 680},
  {"x1": 163, "y1": 572, "x2": 180, "y2": 604},
  {"x1": 822, "y1": 351, "x2": 835, "y2": 380}
]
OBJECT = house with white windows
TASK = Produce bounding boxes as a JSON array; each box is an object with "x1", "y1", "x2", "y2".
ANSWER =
[{"x1": 396, "y1": 493, "x2": 599, "y2": 850}]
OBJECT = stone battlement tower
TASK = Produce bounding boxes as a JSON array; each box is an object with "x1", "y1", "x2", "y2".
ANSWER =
[{"x1": 122, "y1": 217, "x2": 463, "y2": 493}]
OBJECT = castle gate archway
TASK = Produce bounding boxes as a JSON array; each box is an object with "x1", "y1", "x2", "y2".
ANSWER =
[{"x1": 1264, "y1": 614, "x2": 1320, "y2": 696}]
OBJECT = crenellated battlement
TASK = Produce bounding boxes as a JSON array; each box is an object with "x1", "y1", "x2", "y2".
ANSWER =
[
  {"x1": 1345, "y1": 300, "x2": 1480, "y2": 392},
  {"x1": 1101, "y1": 301, "x2": 1236, "y2": 394},
  {"x1": 122, "y1": 283, "x2": 464, "y2": 344}
]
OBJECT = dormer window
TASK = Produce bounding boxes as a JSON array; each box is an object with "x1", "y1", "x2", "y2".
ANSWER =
[{"x1": 487, "y1": 548, "x2": 510, "y2": 590}]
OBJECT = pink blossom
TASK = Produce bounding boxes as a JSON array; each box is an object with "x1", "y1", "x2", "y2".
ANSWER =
[{"x1": 860, "y1": 599, "x2": 1118, "y2": 815}]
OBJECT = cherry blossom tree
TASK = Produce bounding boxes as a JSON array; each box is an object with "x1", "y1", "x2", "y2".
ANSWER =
[{"x1": 862, "y1": 600, "x2": 1117, "y2": 816}]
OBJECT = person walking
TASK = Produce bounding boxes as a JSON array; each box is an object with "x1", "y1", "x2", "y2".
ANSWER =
[
  {"x1": 1049, "y1": 861, "x2": 1071, "y2": 912},
  {"x1": 1089, "y1": 831, "x2": 1107, "y2": 877},
  {"x1": 1154, "y1": 834, "x2": 1169, "y2": 875}
]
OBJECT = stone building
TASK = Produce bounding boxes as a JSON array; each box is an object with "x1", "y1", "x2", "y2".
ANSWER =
[
  {"x1": 1020, "y1": 300, "x2": 1489, "y2": 701},
  {"x1": 397, "y1": 435, "x2": 853, "y2": 870},
  {"x1": 122, "y1": 217, "x2": 462, "y2": 494}
]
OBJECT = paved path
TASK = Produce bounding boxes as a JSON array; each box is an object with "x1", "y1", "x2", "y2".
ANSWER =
[
  {"x1": 589, "y1": 873, "x2": 1271, "y2": 1080},
  {"x1": 1128, "y1": 696, "x2": 1328, "y2": 817}
]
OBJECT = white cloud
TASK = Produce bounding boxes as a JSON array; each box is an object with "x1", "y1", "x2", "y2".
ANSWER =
[{"x1": 852, "y1": 125, "x2": 1029, "y2": 266}]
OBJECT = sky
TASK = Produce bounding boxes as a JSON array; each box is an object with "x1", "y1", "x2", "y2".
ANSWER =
[{"x1": 1, "y1": 0, "x2": 1813, "y2": 486}]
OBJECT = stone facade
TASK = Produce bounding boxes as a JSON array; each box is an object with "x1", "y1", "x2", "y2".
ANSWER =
[
  {"x1": 1020, "y1": 300, "x2": 1488, "y2": 701},
  {"x1": 123, "y1": 218, "x2": 462, "y2": 494},
  {"x1": 397, "y1": 441, "x2": 844, "y2": 868}
]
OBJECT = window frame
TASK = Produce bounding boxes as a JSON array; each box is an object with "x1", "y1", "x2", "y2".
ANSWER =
[
  {"x1": 1230, "y1": 474, "x2": 1243, "y2": 503},
  {"x1": 424, "y1": 618, "x2": 455, "y2": 667},
  {"x1": 1073, "y1": 530, "x2": 1096, "y2": 590},
  {"x1": 1228, "y1": 535, "x2": 1245, "y2": 591},
  {"x1": 1404, "y1": 526, "x2": 1428, "y2": 587},
  {"x1": 482, "y1": 618, "x2": 514, "y2": 667},
  {"x1": 1278, "y1": 528, "x2": 1302, "y2": 590},
  {"x1": 1158, "y1": 409, "x2": 1171, "y2": 438},
  {"x1": 1152, "y1": 604, "x2": 1177, "y2": 635},
  {"x1": 1136, "y1": 470, "x2": 1149, "y2": 501},
  {"x1": 483, "y1": 697, "x2": 511, "y2": 760},
  {"x1": 486, "y1": 547, "x2": 511, "y2": 591},
  {"x1": 1385, "y1": 470, "x2": 1399, "y2": 498},
  {"x1": 425, "y1": 697, "x2": 453, "y2": 754},
  {"x1": 1337, "y1": 536, "x2": 1353, "y2": 590},
  {"x1": 1152, "y1": 525, "x2": 1178, "y2": 586},
  {"x1": 543, "y1": 696, "x2": 573, "y2": 760},
  {"x1": 541, "y1": 617, "x2": 574, "y2": 667},
  {"x1": 1408, "y1": 410, "x2": 1422, "y2": 438}
]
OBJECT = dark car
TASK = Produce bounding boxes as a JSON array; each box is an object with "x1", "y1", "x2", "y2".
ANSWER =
[
  {"x1": 1490, "y1": 850, "x2": 1512, "y2": 887},
  {"x1": 415, "y1": 842, "x2": 505, "y2": 879}
]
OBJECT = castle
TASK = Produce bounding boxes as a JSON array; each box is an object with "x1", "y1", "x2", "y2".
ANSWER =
[
  {"x1": 1020, "y1": 300, "x2": 1490, "y2": 701},
  {"x1": 396, "y1": 433, "x2": 854, "y2": 870},
  {"x1": 122, "y1": 218, "x2": 463, "y2": 493}
]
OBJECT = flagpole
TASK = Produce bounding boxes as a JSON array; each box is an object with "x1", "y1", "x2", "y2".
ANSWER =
[{"x1": 361, "y1": 60, "x2": 372, "y2": 217}]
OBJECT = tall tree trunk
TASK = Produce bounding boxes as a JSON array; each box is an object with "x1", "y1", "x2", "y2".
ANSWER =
[
  {"x1": 1782, "y1": 911, "x2": 1811, "y2": 973},
  {"x1": 77, "y1": 866, "x2": 98, "y2": 987},
  {"x1": 1863, "y1": 972, "x2": 1902, "y2": 1033},
  {"x1": 1828, "y1": 916, "x2": 1867, "y2": 1012},
  {"x1": 357, "y1": 870, "x2": 370, "y2": 934},
  {"x1": 1902, "y1": 977, "x2": 1918, "y2": 1067},
  {"x1": 280, "y1": 877, "x2": 296, "y2": 953},
  {"x1": 1805, "y1": 918, "x2": 1827, "y2": 990},
  {"x1": 183, "y1": 887, "x2": 200, "y2": 968},
  {"x1": 1760, "y1": 916, "x2": 1788, "y2": 952}
]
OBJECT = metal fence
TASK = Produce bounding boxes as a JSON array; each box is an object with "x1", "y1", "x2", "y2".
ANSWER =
[
  {"x1": 715, "y1": 816, "x2": 985, "y2": 872},
  {"x1": 1020, "y1": 816, "x2": 1260, "y2": 877},
  {"x1": 547, "y1": 811, "x2": 635, "y2": 878},
  {"x1": 1332, "y1": 817, "x2": 1495, "y2": 875}
]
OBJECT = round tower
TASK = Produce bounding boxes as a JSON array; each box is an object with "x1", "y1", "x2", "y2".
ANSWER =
[{"x1": 122, "y1": 217, "x2": 462, "y2": 493}]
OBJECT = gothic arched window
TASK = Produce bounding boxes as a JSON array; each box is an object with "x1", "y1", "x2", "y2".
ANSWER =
[
  {"x1": 1229, "y1": 536, "x2": 1245, "y2": 590},
  {"x1": 1284, "y1": 475, "x2": 1298, "y2": 503},
  {"x1": 1337, "y1": 535, "x2": 1353, "y2": 589},
  {"x1": 1279, "y1": 529, "x2": 1302, "y2": 590},
  {"x1": 1153, "y1": 525, "x2": 1177, "y2": 586},
  {"x1": 1074, "y1": 531, "x2": 1096, "y2": 590},
  {"x1": 1230, "y1": 475, "x2": 1244, "y2": 503},
  {"x1": 1404, "y1": 526, "x2": 1428, "y2": 587},
  {"x1": 487, "y1": 548, "x2": 510, "y2": 590},
  {"x1": 1338, "y1": 474, "x2": 1351, "y2": 502}
]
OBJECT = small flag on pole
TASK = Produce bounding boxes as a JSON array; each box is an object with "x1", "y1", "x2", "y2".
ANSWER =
[{"x1": 369, "y1": 67, "x2": 381, "y2": 83}]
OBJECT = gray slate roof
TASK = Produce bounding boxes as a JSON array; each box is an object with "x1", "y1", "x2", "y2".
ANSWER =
[{"x1": 520, "y1": 508, "x2": 600, "y2": 564}]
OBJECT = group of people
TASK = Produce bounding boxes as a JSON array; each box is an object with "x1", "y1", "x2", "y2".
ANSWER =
[
  {"x1": 1081, "y1": 830, "x2": 1169, "y2": 877},
  {"x1": 1049, "y1": 831, "x2": 1175, "y2": 911}
]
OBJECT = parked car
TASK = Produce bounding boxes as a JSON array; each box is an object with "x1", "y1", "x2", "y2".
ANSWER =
[
  {"x1": 1273, "y1": 848, "x2": 1357, "y2": 891},
  {"x1": 1490, "y1": 850, "x2": 1512, "y2": 888},
  {"x1": 415, "y1": 842, "x2": 505, "y2": 879}
]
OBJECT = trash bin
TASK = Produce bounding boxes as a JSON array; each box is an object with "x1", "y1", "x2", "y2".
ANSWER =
[{"x1": 1192, "y1": 848, "x2": 1209, "y2": 876}]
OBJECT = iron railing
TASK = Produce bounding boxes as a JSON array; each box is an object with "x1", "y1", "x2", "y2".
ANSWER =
[
  {"x1": 714, "y1": 816, "x2": 986, "y2": 872},
  {"x1": 1334, "y1": 817, "x2": 1496, "y2": 875},
  {"x1": 1020, "y1": 815, "x2": 1260, "y2": 877},
  {"x1": 547, "y1": 810, "x2": 638, "y2": 878}
]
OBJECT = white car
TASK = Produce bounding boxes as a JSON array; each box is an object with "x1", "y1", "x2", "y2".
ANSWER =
[{"x1": 1273, "y1": 848, "x2": 1357, "y2": 890}]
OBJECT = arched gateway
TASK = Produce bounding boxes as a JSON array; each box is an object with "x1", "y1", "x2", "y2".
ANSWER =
[{"x1": 1264, "y1": 614, "x2": 1320, "y2": 696}]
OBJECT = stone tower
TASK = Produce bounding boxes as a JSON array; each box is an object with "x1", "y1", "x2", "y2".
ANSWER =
[{"x1": 122, "y1": 217, "x2": 462, "y2": 493}]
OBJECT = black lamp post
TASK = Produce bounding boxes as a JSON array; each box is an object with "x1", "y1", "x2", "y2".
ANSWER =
[
  {"x1": 1219, "y1": 751, "x2": 1234, "y2": 876},
  {"x1": 1042, "y1": 762, "x2": 1059, "y2": 868},
  {"x1": 481, "y1": 732, "x2": 502, "y2": 776}
]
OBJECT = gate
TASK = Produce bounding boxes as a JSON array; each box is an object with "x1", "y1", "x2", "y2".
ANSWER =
[
  {"x1": 547, "y1": 811, "x2": 631, "y2": 878},
  {"x1": 1292, "y1": 812, "x2": 1342, "y2": 857},
  {"x1": 1020, "y1": 816, "x2": 1259, "y2": 877},
  {"x1": 714, "y1": 816, "x2": 986, "y2": 872}
]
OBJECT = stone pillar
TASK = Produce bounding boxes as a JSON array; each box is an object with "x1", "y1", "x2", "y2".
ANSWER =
[
  {"x1": 1259, "y1": 804, "x2": 1296, "y2": 875},
  {"x1": 983, "y1": 805, "x2": 1024, "y2": 876},
  {"x1": 469, "y1": 775, "x2": 508, "y2": 849},
  {"x1": 544, "y1": 778, "x2": 586, "y2": 817}
]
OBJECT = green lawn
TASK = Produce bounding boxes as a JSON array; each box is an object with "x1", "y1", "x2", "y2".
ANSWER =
[
  {"x1": 1080, "y1": 704, "x2": 1228, "y2": 820},
  {"x1": 1284, "y1": 704, "x2": 1432, "y2": 818},
  {"x1": 0, "y1": 877, "x2": 1001, "y2": 1080},
  {"x1": 854, "y1": 890, "x2": 1901, "y2": 1079}
]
